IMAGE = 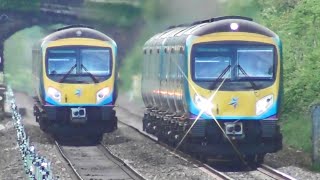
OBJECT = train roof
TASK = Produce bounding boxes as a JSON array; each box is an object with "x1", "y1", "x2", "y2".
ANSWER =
[
  {"x1": 192, "y1": 18, "x2": 277, "y2": 37},
  {"x1": 42, "y1": 25, "x2": 115, "y2": 43},
  {"x1": 145, "y1": 16, "x2": 278, "y2": 46}
]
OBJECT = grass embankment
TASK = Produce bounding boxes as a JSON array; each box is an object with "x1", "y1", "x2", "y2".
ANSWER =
[{"x1": 227, "y1": 0, "x2": 320, "y2": 165}]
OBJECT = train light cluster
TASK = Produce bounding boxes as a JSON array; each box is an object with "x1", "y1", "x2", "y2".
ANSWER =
[
  {"x1": 194, "y1": 94, "x2": 214, "y2": 116},
  {"x1": 230, "y1": 23, "x2": 239, "y2": 31},
  {"x1": 47, "y1": 87, "x2": 61, "y2": 102},
  {"x1": 256, "y1": 94, "x2": 274, "y2": 115},
  {"x1": 96, "y1": 87, "x2": 110, "y2": 103}
]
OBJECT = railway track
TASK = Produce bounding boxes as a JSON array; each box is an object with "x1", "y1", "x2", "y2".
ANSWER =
[
  {"x1": 116, "y1": 120, "x2": 233, "y2": 180},
  {"x1": 257, "y1": 164, "x2": 297, "y2": 180},
  {"x1": 117, "y1": 107, "x2": 233, "y2": 180},
  {"x1": 54, "y1": 140, "x2": 144, "y2": 180},
  {"x1": 117, "y1": 105, "x2": 297, "y2": 180}
]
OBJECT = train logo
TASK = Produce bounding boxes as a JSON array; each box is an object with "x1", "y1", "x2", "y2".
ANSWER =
[
  {"x1": 229, "y1": 97, "x2": 239, "y2": 109},
  {"x1": 75, "y1": 89, "x2": 82, "y2": 97}
]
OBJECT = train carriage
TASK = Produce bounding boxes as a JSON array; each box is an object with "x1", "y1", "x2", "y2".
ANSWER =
[
  {"x1": 142, "y1": 16, "x2": 283, "y2": 163},
  {"x1": 32, "y1": 25, "x2": 118, "y2": 139}
]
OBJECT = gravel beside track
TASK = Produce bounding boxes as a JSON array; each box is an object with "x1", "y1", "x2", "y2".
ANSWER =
[
  {"x1": 278, "y1": 166, "x2": 320, "y2": 180},
  {"x1": 0, "y1": 120, "x2": 25, "y2": 180}
]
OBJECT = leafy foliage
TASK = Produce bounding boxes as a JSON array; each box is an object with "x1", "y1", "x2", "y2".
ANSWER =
[
  {"x1": 83, "y1": 2, "x2": 142, "y2": 27},
  {"x1": 119, "y1": 1, "x2": 167, "y2": 91}
]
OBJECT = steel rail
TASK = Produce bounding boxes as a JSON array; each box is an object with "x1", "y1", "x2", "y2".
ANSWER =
[
  {"x1": 54, "y1": 141, "x2": 83, "y2": 180},
  {"x1": 97, "y1": 144, "x2": 146, "y2": 180},
  {"x1": 55, "y1": 140, "x2": 145, "y2": 180},
  {"x1": 257, "y1": 164, "x2": 297, "y2": 180}
]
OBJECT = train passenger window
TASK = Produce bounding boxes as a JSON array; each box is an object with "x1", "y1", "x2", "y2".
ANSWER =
[
  {"x1": 47, "y1": 49, "x2": 77, "y2": 75},
  {"x1": 80, "y1": 49, "x2": 111, "y2": 76},
  {"x1": 237, "y1": 47, "x2": 273, "y2": 78}
]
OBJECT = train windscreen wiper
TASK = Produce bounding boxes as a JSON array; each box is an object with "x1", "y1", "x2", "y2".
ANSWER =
[
  {"x1": 81, "y1": 64, "x2": 99, "y2": 83},
  {"x1": 59, "y1": 64, "x2": 77, "y2": 83},
  {"x1": 238, "y1": 65, "x2": 257, "y2": 90},
  {"x1": 209, "y1": 65, "x2": 231, "y2": 90}
]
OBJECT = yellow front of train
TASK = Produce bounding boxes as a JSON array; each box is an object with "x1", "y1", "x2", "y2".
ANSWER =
[
  {"x1": 43, "y1": 38, "x2": 116, "y2": 107},
  {"x1": 185, "y1": 19, "x2": 283, "y2": 159},
  {"x1": 33, "y1": 26, "x2": 118, "y2": 137},
  {"x1": 188, "y1": 32, "x2": 281, "y2": 120}
]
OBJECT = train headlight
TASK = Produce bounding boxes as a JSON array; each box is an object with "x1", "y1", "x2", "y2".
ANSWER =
[
  {"x1": 256, "y1": 95, "x2": 273, "y2": 116},
  {"x1": 230, "y1": 23, "x2": 239, "y2": 31},
  {"x1": 96, "y1": 87, "x2": 110, "y2": 103},
  {"x1": 47, "y1": 87, "x2": 61, "y2": 102},
  {"x1": 194, "y1": 94, "x2": 213, "y2": 116}
]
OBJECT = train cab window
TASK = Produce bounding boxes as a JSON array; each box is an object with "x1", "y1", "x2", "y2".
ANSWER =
[
  {"x1": 192, "y1": 43, "x2": 276, "y2": 90},
  {"x1": 193, "y1": 47, "x2": 231, "y2": 80},
  {"x1": 47, "y1": 49, "x2": 77, "y2": 75},
  {"x1": 80, "y1": 48, "x2": 111, "y2": 76},
  {"x1": 46, "y1": 46, "x2": 112, "y2": 83},
  {"x1": 237, "y1": 47, "x2": 274, "y2": 79}
]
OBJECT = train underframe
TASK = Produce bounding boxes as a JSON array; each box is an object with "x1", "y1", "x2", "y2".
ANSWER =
[
  {"x1": 142, "y1": 109, "x2": 282, "y2": 164},
  {"x1": 33, "y1": 98, "x2": 117, "y2": 141}
]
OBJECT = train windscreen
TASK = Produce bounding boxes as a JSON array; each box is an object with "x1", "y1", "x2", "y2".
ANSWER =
[
  {"x1": 237, "y1": 48, "x2": 273, "y2": 79},
  {"x1": 46, "y1": 46, "x2": 112, "y2": 83},
  {"x1": 192, "y1": 43, "x2": 275, "y2": 81},
  {"x1": 47, "y1": 49, "x2": 77, "y2": 75},
  {"x1": 80, "y1": 49, "x2": 111, "y2": 76}
]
